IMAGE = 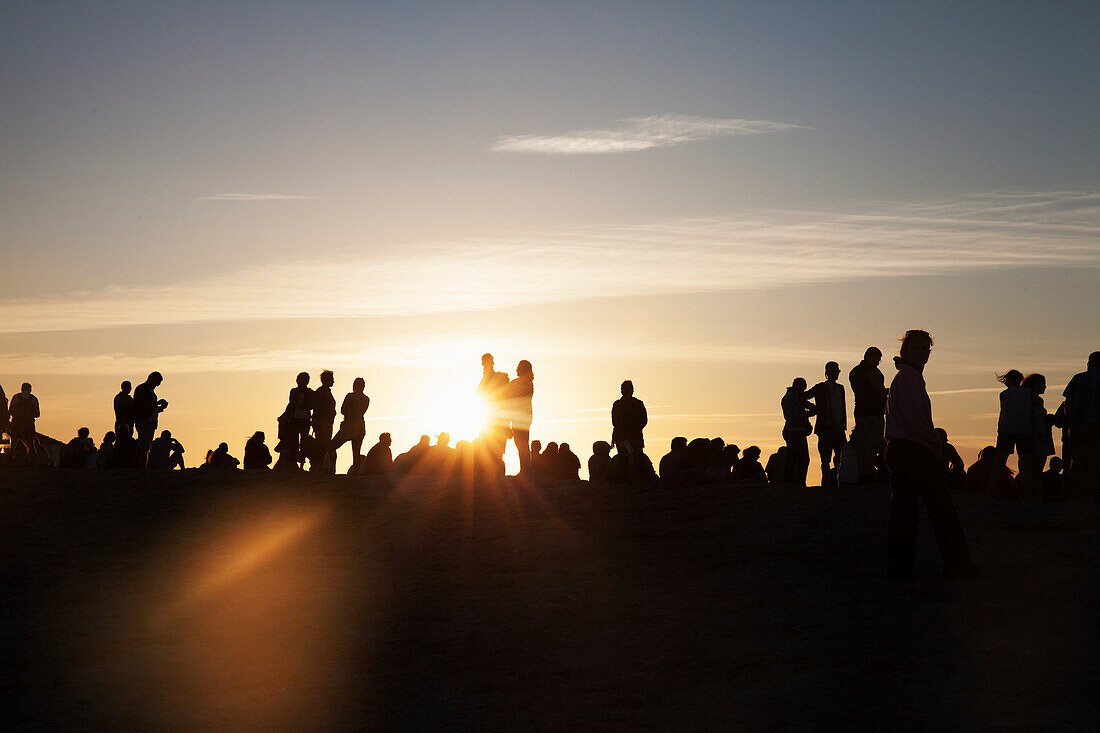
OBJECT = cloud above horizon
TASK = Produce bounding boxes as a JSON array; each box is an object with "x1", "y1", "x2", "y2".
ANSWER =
[
  {"x1": 199, "y1": 193, "x2": 318, "y2": 201},
  {"x1": 0, "y1": 190, "x2": 1096, "y2": 336},
  {"x1": 492, "y1": 114, "x2": 809, "y2": 154}
]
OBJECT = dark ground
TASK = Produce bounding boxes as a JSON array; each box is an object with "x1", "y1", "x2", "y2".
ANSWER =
[{"x1": 1, "y1": 469, "x2": 1098, "y2": 731}]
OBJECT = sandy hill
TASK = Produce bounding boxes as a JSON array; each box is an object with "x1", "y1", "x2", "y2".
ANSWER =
[{"x1": 1, "y1": 470, "x2": 1097, "y2": 731}]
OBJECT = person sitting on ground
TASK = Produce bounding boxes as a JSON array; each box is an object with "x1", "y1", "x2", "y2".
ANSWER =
[
  {"x1": 722, "y1": 443, "x2": 741, "y2": 481},
  {"x1": 529, "y1": 440, "x2": 544, "y2": 476},
  {"x1": 426, "y1": 433, "x2": 456, "y2": 474},
  {"x1": 96, "y1": 431, "x2": 116, "y2": 468},
  {"x1": 106, "y1": 424, "x2": 138, "y2": 468},
  {"x1": 607, "y1": 446, "x2": 657, "y2": 487},
  {"x1": 537, "y1": 442, "x2": 561, "y2": 478},
  {"x1": 702, "y1": 438, "x2": 728, "y2": 483},
  {"x1": 208, "y1": 442, "x2": 240, "y2": 470},
  {"x1": 659, "y1": 437, "x2": 690, "y2": 489},
  {"x1": 935, "y1": 428, "x2": 967, "y2": 492},
  {"x1": 395, "y1": 435, "x2": 431, "y2": 474},
  {"x1": 147, "y1": 430, "x2": 185, "y2": 471},
  {"x1": 243, "y1": 431, "x2": 272, "y2": 470},
  {"x1": 965, "y1": 446, "x2": 1016, "y2": 499},
  {"x1": 1042, "y1": 456, "x2": 1066, "y2": 503},
  {"x1": 764, "y1": 446, "x2": 787, "y2": 484},
  {"x1": 559, "y1": 442, "x2": 581, "y2": 480},
  {"x1": 738, "y1": 446, "x2": 767, "y2": 482},
  {"x1": 201, "y1": 450, "x2": 213, "y2": 468},
  {"x1": 62, "y1": 427, "x2": 97, "y2": 469},
  {"x1": 361, "y1": 432, "x2": 394, "y2": 476},
  {"x1": 588, "y1": 441, "x2": 611, "y2": 482}
]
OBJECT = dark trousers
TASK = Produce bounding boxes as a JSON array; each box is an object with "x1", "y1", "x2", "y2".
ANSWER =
[
  {"x1": 310, "y1": 423, "x2": 333, "y2": 473},
  {"x1": 886, "y1": 438, "x2": 972, "y2": 579},
  {"x1": 783, "y1": 430, "x2": 809, "y2": 486},
  {"x1": 512, "y1": 427, "x2": 530, "y2": 475}
]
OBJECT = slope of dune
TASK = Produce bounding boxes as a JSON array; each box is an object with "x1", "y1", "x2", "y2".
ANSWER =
[{"x1": 1, "y1": 469, "x2": 1097, "y2": 731}]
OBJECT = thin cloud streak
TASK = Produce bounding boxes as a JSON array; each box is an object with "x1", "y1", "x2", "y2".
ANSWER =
[
  {"x1": 492, "y1": 114, "x2": 809, "y2": 154},
  {"x1": 199, "y1": 193, "x2": 318, "y2": 201},
  {"x1": 0, "y1": 191, "x2": 1096, "y2": 335}
]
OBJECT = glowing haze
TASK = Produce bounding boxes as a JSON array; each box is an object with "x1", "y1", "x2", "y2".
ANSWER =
[{"x1": 2, "y1": 2, "x2": 1098, "y2": 478}]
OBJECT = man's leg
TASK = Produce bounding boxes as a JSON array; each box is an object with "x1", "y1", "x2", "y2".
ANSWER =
[
  {"x1": 513, "y1": 428, "x2": 530, "y2": 475},
  {"x1": 310, "y1": 424, "x2": 333, "y2": 473},
  {"x1": 886, "y1": 440, "x2": 921, "y2": 580}
]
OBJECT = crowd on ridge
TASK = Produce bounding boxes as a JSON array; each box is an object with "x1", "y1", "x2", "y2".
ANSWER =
[{"x1": 3, "y1": 337, "x2": 1099, "y2": 579}]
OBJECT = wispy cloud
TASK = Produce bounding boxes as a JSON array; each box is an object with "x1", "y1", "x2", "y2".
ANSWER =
[
  {"x1": 0, "y1": 191, "x2": 1096, "y2": 335},
  {"x1": 199, "y1": 193, "x2": 318, "y2": 201},
  {"x1": 492, "y1": 114, "x2": 809, "y2": 155}
]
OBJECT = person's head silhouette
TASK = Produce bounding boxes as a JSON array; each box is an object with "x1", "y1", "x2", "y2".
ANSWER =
[
  {"x1": 825, "y1": 362, "x2": 840, "y2": 381},
  {"x1": 250, "y1": 431, "x2": 265, "y2": 443},
  {"x1": 353, "y1": 377, "x2": 365, "y2": 393},
  {"x1": 671, "y1": 436, "x2": 688, "y2": 452},
  {"x1": 864, "y1": 347, "x2": 882, "y2": 366},
  {"x1": 21, "y1": 382, "x2": 31, "y2": 393},
  {"x1": 531, "y1": 440, "x2": 542, "y2": 454},
  {"x1": 120, "y1": 380, "x2": 131, "y2": 394},
  {"x1": 996, "y1": 369, "x2": 1024, "y2": 387},
  {"x1": 296, "y1": 372, "x2": 309, "y2": 388},
  {"x1": 621, "y1": 380, "x2": 634, "y2": 397},
  {"x1": 437, "y1": 432, "x2": 451, "y2": 447},
  {"x1": 592, "y1": 440, "x2": 611, "y2": 457},
  {"x1": 147, "y1": 371, "x2": 163, "y2": 387},
  {"x1": 77, "y1": 427, "x2": 90, "y2": 439},
  {"x1": 482, "y1": 353, "x2": 494, "y2": 371},
  {"x1": 160, "y1": 430, "x2": 171, "y2": 439},
  {"x1": 792, "y1": 377, "x2": 807, "y2": 392},
  {"x1": 320, "y1": 370, "x2": 334, "y2": 388},
  {"x1": 218, "y1": 442, "x2": 229, "y2": 452},
  {"x1": 379, "y1": 432, "x2": 392, "y2": 447},
  {"x1": 517, "y1": 359, "x2": 533, "y2": 377},
  {"x1": 899, "y1": 330, "x2": 933, "y2": 369},
  {"x1": 1049, "y1": 456, "x2": 1063, "y2": 473},
  {"x1": 1022, "y1": 373, "x2": 1046, "y2": 395},
  {"x1": 1089, "y1": 351, "x2": 1100, "y2": 370}
]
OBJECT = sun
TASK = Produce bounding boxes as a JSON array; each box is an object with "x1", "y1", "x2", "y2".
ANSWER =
[{"x1": 424, "y1": 390, "x2": 488, "y2": 443}]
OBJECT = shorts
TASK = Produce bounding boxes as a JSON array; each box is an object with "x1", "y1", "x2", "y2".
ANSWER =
[{"x1": 996, "y1": 432, "x2": 1031, "y2": 456}]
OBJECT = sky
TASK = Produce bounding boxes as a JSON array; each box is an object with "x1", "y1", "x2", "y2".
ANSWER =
[{"x1": 1, "y1": 1, "x2": 1098, "y2": 478}]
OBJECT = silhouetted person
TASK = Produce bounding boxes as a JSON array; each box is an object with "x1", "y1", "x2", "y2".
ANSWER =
[
  {"x1": 0, "y1": 383, "x2": 7, "y2": 434},
  {"x1": 849, "y1": 347, "x2": 886, "y2": 481},
  {"x1": 395, "y1": 435, "x2": 431, "y2": 474},
  {"x1": 9, "y1": 383, "x2": 42, "y2": 467},
  {"x1": 244, "y1": 431, "x2": 272, "y2": 470},
  {"x1": 508, "y1": 360, "x2": 534, "y2": 475},
  {"x1": 994, "y1": 368, "x2": 1030, "y2": 491},
  {"x1": 966, "y1": 446, "x2": 1016, "y2": 499},
  {"x1": 611, "y1": 380, "x2": 647, "y2": 484},
  {"x1": 147, "y1": 430, "x2": 185, "y2": 471},
  {"x1": 781, "y1": 377, "x2": 815, "y2": 487},
  {"x1": 275, "y1": 372, "x2": 313, "y2": 471},
  {"x1": 361, "y1": 432, "x2": 394, "y2": 476},
  {"x1": 207, "y1": 442, "x2": 239, "y2": 470},
  {"x1": 721, "y1": 443, "x2": 740, "y2": 482},
  {"x1": 329, "y1": 377, "x2": 370, "y2": 474},
  {"x1": 62, "y1": 427, "x2": 96, "y2": 469},
  {"x1": 1016, "y1": 373, "x2": 1055, "y2": 502},
  {"x1": 537, "y1": 441, "x2": 560, "y2": 478},
  {"x1": 885, "y1": 330, "x2": 972, "y2": 580},
  {"x1": 738, "y1": 446, "x2": 767, "y2": 482},
  {"x1": 114, "y1": 380, "x2": 135, "y2": 436},
  {"x1": 1042, "y1": 456, "x2": 1066, "y2": 503},
  {"x1": 588, "y1": 441, "x2": 612, "y2": 481},
  {"x1": 764, "y1": 447, "x2": 787, "y2": 484},
  {"x1": 96, "y1": 431, "x2": 116, "y2": 468},
  {"x1": 477, "y1": 353, "x2": 511, "y2": 472},
  {"x1": 529, "y1": 440, "x2": 544, "y2": 476},
  {"x1": 310, "y1": 370, "x2": 337, "y2": 473},
  {"x1": 935, "y1": 428, "x2": 966, "y2": 492},
  {"x1": 659, "y1": 437, "x2": 690, "y2": 488},
  {"x1": 559, "y1": 442, "x2": 581, "y2": 481},
  {"x1": 106, "y1": 424, "x2": 138, "y2": 468},
  {"x1": 1063, "y1": 351, "x2": 1100, "y2": 502},
  {"x1": 133, "y1": 372, "x2": 168, "y2": 455},
  {"x1": 807, "y1": 361, "x2": 847, "y2": 488}
]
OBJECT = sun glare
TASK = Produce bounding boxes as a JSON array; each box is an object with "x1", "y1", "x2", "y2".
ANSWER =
[{"x1": 424, "y1": 390, "x2": 487, "y2": 443}]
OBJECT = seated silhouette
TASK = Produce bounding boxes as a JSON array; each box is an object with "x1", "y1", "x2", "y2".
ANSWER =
[
  {"x1": 394, "y1": 435, "x2": 431, "y2": 474},
  {"x1": 965, "y1": 446, "x2": 1016, "y2": 499},
  {"x1": 659, "y1": 437, "x2": 690, "y2": 489},
  {"x1": 1042, "y1": 456, "x2": 1066, "y2": 503},
  {"x1": 147, "y1": 430, "x2": 185, "y2": 471},
  {"x1": 96, "y1": 431, "x2": 116, "y2": 468},
  {"x1": 243, "y1": 431, "x2": 272, "y2": 470},
  {"x1": 206, "y1": 442, "x2": 240, "y2": 470},
  {"x1": 61, "y1": 427, "x2": 96, "y2": 469},
  {"x1": 588, "y1": 441, "x2": 611, "y2": 482},
  {"x1": 558, "y1": 442, "x2": 581, "y2": 480},
  {"x1": 764, "y1": 446, "x2": 787, "y2": 484},
  {"x1": 359, "y1": 432, "x2": 394, "y2": 476},
  {"x1": 737, "y1": 446, "x2": 767, "y2": 482}
]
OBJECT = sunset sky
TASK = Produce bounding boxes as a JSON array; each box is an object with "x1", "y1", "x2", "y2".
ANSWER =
[{"x1": 2, "y1": 1, "x2": 1098, "y2": 478}]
